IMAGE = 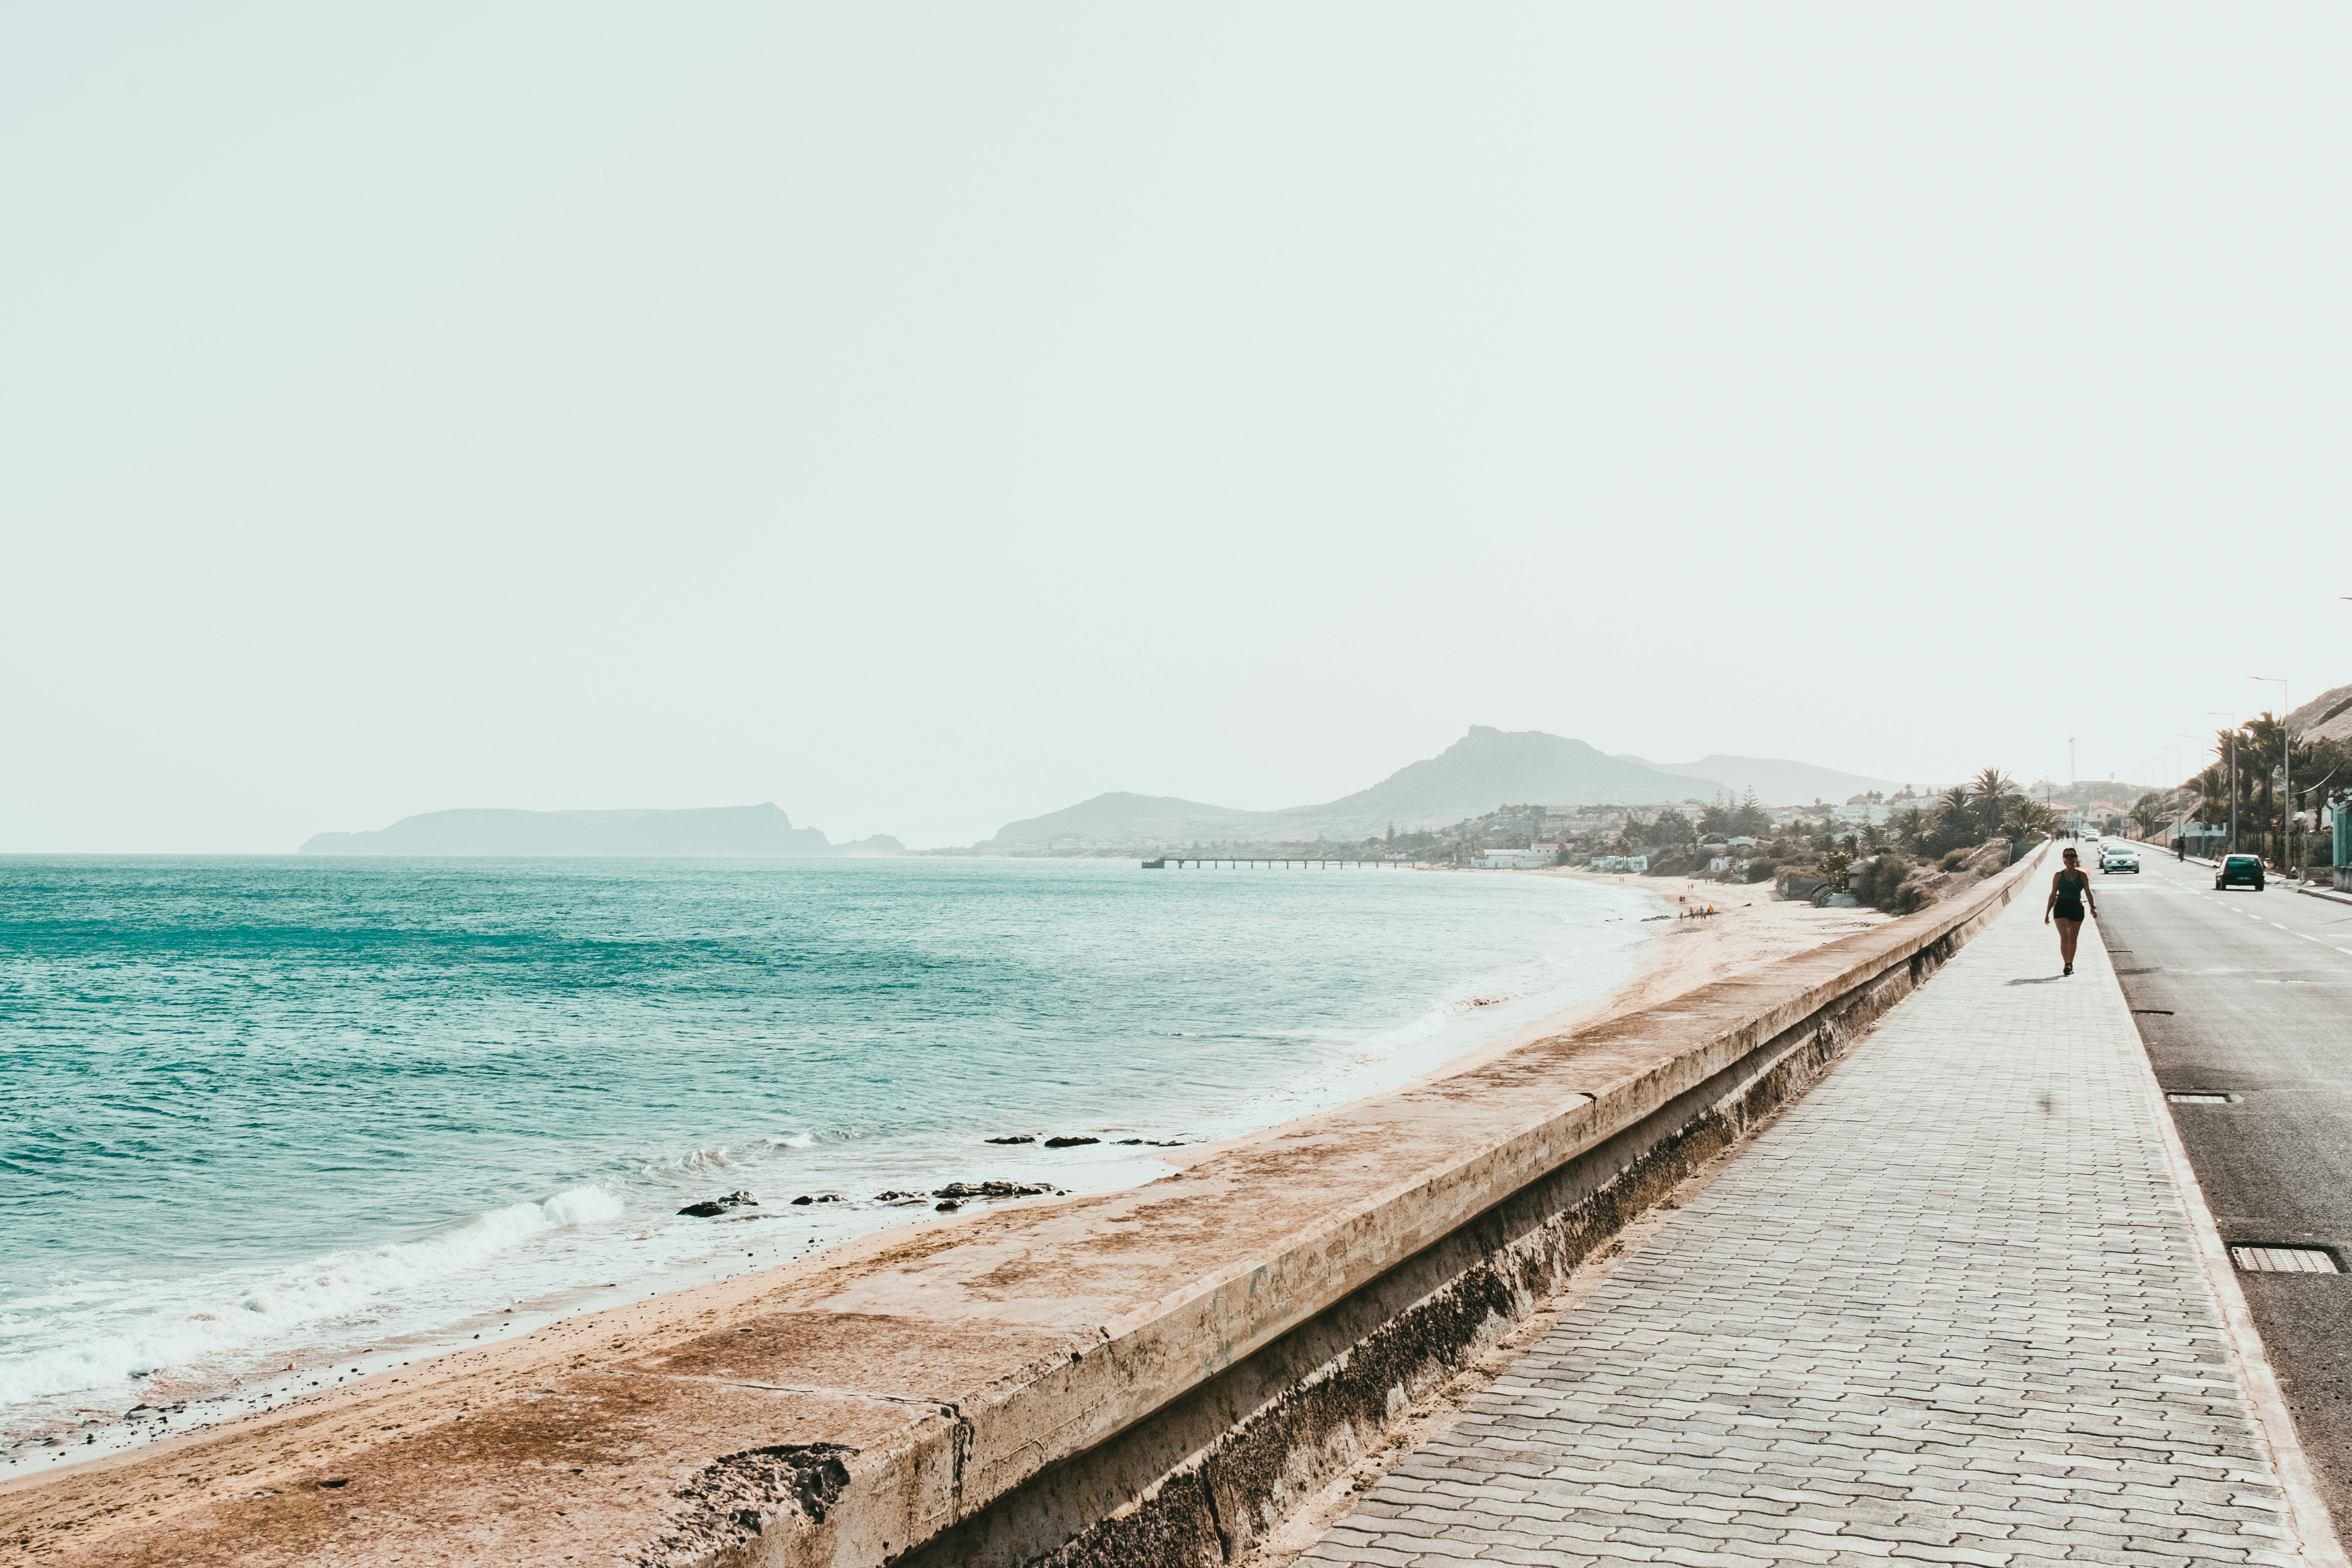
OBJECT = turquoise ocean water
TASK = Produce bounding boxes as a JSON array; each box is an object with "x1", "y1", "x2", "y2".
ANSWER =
[{"x1": 0, "y1": 855, "x2": 1654, "y2": 1457}]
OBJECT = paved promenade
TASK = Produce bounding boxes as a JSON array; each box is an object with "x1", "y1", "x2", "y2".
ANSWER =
[{"x1": 1302, "y1": 884, "x2": 2328, "y2": 1566}]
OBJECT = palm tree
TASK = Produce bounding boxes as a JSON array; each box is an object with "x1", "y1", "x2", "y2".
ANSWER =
[
  {"x1": 2003, "y1": 797, "x2": 2057, "y2": 843},
  {"x1": 1925, "y1": 786, "x2": 1975, "y2": 854},
  {"x1": 2192, "y1": 764, "x2": 2230, "y2": 832},
  {"x1": 1969, "y1": 768, "x2": 2018, "y2": 842},
  {"x1": 2243, "y1": 714, "x2": 2287, "y2": 863},
  {"x1": 1971, "y1": 767, "x2": 2017, "y2": 813}
]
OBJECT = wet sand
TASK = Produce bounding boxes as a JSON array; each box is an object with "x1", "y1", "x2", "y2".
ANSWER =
[
  {"x1": 0, "y1": 872, "x2": 1917, "y2": 1566},
  {"x1": 1403, "y1": 870, "x2": 1893, "y2": 1090}
]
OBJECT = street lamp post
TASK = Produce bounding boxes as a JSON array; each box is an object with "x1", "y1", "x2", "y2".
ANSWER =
[
  {"x1": 2179, "y1": 734, "x2": 2206, "y2": 851},
  {"x1": 2252, "y1": 677, "x2": 2291, "y2": 879}
]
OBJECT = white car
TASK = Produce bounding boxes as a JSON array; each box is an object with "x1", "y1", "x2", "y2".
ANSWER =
[{"x1": 2100, "y1": 846, "x2": 2139, "y2": 873}]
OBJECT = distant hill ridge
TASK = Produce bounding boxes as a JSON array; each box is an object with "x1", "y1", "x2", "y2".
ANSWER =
[
  {"x1": 2286, "y1": 682, "x2": 2352, "y2": 746},
  {"x1": 987, "y1": 727, "x2": 1899, "y2": 848},
  {"x1": 299, "y1": 803, "x2": 903, "y2": 857}
]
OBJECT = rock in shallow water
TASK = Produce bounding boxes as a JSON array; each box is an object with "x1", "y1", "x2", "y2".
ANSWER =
[
  {"x1": 1042, "y1": 1135, "x2": 1099, "y2": 1148},
  {"x1": 934, "y1": 1181, "x2": 1056, "y2": 1200},
  {"x1": 678, "y1": 1190, "x2": 757, "y2": 1218}
]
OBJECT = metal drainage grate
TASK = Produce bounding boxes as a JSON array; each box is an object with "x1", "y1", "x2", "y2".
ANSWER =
[
  {"x1": 2167, "y1": 1092, "x2": 2232, "y2": 1103},
  {"x1": 2232, "y1": 1246, "x2": 2339, "y2": 1275}
]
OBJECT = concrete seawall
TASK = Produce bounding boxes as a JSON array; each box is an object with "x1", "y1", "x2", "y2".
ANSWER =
[{"x1": 2, "y1": 853, "x2": 2044, "y2": 1568}]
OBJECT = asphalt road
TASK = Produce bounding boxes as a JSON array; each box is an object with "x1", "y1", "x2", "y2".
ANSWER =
[{"x1": 2083, "y1": 841, "x2": 2352, "y2": 1516}]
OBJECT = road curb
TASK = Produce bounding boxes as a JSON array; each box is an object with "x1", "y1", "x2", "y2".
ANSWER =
[
  {"x1": 2295, "y1": 884, "x2": 2352, "y2": 908},
  {"x1": 2114, "y1": 960, "x2": 2349, "y2": 1568}
]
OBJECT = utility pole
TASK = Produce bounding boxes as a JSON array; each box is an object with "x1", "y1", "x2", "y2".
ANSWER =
[{"x1": 2178, "y1": 734, "x2": 2201, "y2": 847}]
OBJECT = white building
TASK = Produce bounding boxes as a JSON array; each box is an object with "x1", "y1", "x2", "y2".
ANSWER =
[{"x1": 1472, "y1": 847, "x2": 1555, "y2": 869}]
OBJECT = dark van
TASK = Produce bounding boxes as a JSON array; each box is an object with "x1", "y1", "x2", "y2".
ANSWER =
[{"x1": 2216, "y1": 854, "x2": 2266, "y2": 891}]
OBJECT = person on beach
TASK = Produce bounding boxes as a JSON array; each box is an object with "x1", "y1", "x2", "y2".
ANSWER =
[{"x1": 2044, "y1": 845, "x2": 2097, "y2": 975}]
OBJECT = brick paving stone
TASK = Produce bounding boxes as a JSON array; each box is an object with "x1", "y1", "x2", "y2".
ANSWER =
[{"x1": 1296, "y1": 887, "x2": 2312, "y2": 1564}]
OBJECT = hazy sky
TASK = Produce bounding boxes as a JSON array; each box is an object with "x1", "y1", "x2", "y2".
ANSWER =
[{"x1": 7, "y1": 6, "x2": 2349, "y2": 851}]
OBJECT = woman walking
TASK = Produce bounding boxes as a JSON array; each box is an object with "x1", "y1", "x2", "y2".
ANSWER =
[{"x1": 2045, "y1": 845, "x2": 2097, "y2": 975}]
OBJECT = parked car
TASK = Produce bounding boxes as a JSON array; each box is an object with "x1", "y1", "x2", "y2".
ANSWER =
[
  {"x1": 2100, "y1": 845, "x2": 2139, "y2": 873},
  {"x1": 2216, "y1": 853, "x2": 2266, "y2": 891}
]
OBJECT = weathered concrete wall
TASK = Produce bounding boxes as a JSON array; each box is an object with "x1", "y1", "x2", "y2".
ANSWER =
[
  {"x1": 0, "y1": 853, "x2": 2042, "y2": 1568},
  {"x1": 912, "y1": 863, "x2": 2034, "y2": 1568}
]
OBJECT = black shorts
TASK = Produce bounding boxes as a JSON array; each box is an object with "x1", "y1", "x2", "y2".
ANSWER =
[{"x1": 2053, "y1": 903, "x2": 2084, "y2": 922}]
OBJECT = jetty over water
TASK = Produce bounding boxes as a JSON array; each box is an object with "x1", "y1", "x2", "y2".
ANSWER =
[{"x1": 1142, "y1": 854, "x2": 1424, "y2": 868}]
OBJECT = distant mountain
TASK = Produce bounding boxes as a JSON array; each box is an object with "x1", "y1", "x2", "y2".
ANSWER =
[
  {"x1": 985, "y1": 727, "x2": 1731, "y2": 847},
  {"x1": 1625, "y1": 753, "x2": 1903, "y2": 807},
  {"x1": 299, "y1": 803, "x2": 903, "y2": 857},
  {"x1": 986, "y1": 793, "x2": 1267, "y2": 846},
  {"x1": 1278, "y1": 728, "x2": 1727, "y2": 836}
]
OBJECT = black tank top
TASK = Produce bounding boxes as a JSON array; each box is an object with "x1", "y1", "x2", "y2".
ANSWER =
[{"x1": 2053, "y1": 868, "x2": 2087, "y2": 916}]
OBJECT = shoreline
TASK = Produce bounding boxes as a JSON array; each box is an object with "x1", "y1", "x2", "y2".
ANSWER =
[
  {"x1": 1397, "y1": 867, "x2": 1895, "y2": 1091},
  {"x1": 0, "y1": 871, "x2": 1661, "y2": 1472},
  {"x1": 0, "y1": 856, "x2": 2044, "y2": 1568},
  {"x1": 2, "y1": 873, "x2": 1889, "y2": 1493}
]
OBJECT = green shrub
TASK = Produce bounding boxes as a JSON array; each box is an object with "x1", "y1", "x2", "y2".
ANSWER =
[
  {"x1": 1940, "y1": 848, "x2": 1970, "y2": 872},
  {"x1": 1850, "y1": 853, "x2": 1920, "y2": 913}
]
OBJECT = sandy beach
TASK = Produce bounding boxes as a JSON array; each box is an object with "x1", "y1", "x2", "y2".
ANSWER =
[
  {"x1": 3, "y1": 857, "x2": 1643, "y2": 1476},
  {"x1": 0, "y1": 868, "x2": 1906, "y2": 1528},
  {"x1": 1404, "y1": 868, "x2": 1893, "y2": 1085}
]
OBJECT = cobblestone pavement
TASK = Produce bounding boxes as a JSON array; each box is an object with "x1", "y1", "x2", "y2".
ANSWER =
[{"x1": 1300, "y1": 885, "x2": 2315, "y2": 1566}]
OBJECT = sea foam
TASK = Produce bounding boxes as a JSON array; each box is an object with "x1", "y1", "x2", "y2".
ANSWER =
[
  {"x1": 0, "y1": 1185, "x2": 623, "y2": 1407},
  {"x1": 2, "y1": 854, "x2": 1656, "y2": 1444}
]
